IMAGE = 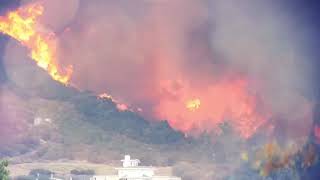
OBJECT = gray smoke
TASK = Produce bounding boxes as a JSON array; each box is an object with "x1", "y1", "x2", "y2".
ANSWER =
[{"x1": 4, "y1": 0, "x2": 315, "y2": 144}]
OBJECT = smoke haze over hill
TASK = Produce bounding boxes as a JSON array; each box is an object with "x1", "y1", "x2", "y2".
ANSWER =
[
  {"x1": 3, "y1": 0, "x2": 313, "y2": 140},
  {"x1": 1, "y1": 0, "x2": 320, "y2": 179}
]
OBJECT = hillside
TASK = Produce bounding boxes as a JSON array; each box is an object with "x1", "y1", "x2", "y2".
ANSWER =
[
  {"x1": 1, "y1": 52, "x2": 320, "y2": 179},
  {"x1": 0, "y1": 51, "x2": 224, "y2": 179},
  {"x1": 2, "y1": 50, "x2": 265, "y2": 180},
  {"x1": 0, "y1": 67, "x2": 186, "y2": 160},
  {"x1": 0, "y1": 2, "x2": 320, "y2": 178}
]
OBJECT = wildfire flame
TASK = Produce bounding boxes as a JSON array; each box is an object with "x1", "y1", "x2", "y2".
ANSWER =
[
  {"x1": 99, "y1": 93, "x2": 112, "y2": 99},
  {"x1": 0, "y1": 3, "x2": 72, "y2": 84},
  {"x1": 99, "y1": 93, "x2": 131, "y2": 112},
  {"x1": 155, "y1": 78, "x2": 269, "y2": 138},
  {"x1": 0, "y1": 3, "x2": 271, "y2": 140},
  {"x1": 186, "y1": 98, "x2": 201, "y2": 112}
]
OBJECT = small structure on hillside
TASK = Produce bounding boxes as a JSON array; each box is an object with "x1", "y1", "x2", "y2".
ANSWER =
[
  {"x1": 49, "y1": 173, "x2": 63, "y2": 180},
  {"x1": 91, "y1": 155, "x2": 181, "y2": 180},
  {"x1": 34, "y1": 117, "x2": 52, "y2": 126}
]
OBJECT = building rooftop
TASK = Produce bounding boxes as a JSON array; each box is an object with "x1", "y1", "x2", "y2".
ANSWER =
[
  {"x1": 91, "y1": 155, "x2": 181, "y2": 180},
  {"x1": 120, "y1": 155, "x2": 141, "y2": 168}
]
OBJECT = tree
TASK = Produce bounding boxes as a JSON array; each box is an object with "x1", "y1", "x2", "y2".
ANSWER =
[{"x1": 0, "y1": 160, "x2": 9, "y2": 180}]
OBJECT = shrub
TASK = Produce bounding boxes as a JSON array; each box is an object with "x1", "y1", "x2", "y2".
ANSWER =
[
  {"x1": 70, "y1": 169, "x2": 95, "y2": 175},
  {"x1": 0, "y1": 160, "x2": 9, "y2": 180},
  {"x1": 29, "y1": 168, "x2": 52, "y2": 176},
  {"x1": 15, "y1": 175, "x2": 35, "y2": 180}
]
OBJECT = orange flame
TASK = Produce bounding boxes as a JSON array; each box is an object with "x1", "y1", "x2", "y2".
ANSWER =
[
  {"x1": 155, "y1": 78, "x2": 269, "y2": 138},
  {"x1": 186, "y1": 98, "x2": 201, "y2": 112},
  {"x1": 0, "y1": 3, "x2": 72, "y2": 84},
  {"x1": 0, "y1": 3, "x2": 271, "y2": 140},
  {"x1": 98, "y1": 93, "x2": 131, "y2": 112},
  {"x1": 98, "y1": 93, "x2": 113, "y2": 99}
]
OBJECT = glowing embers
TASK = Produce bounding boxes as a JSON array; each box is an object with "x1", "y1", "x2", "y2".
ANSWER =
[
  {"x1": 99, "y1": 93, "x2": 131, "y2": 112},
  {"x1": 186, "y1": 98, "x2": 201, "y2": 112}
]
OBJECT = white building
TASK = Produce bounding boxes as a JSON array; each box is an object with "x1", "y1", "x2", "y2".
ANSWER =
[{"x1": 91, "y1": 155, "x2": 181, "y2": 180}]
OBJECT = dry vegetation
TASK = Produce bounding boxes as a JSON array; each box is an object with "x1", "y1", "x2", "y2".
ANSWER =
[{"x1": 8, "y1": 161, "x2": 173, "y2": 177}]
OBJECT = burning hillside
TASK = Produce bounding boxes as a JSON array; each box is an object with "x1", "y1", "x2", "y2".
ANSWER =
[
  {"x1": 0, "y1": 3, "x2": 72, "y2": 84},
  {"x1": 0, "y1": 1, "x2": 315, "y2": 142},
  {"x1": 0, "y1": 1, "x2": 271, "y2": 139},
  {"x1": 153, "y1": 78, "x2": 270, "y2": 138},
  {"x1": 0, "y1": 0, "x2": 319, "y2": 179}
]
